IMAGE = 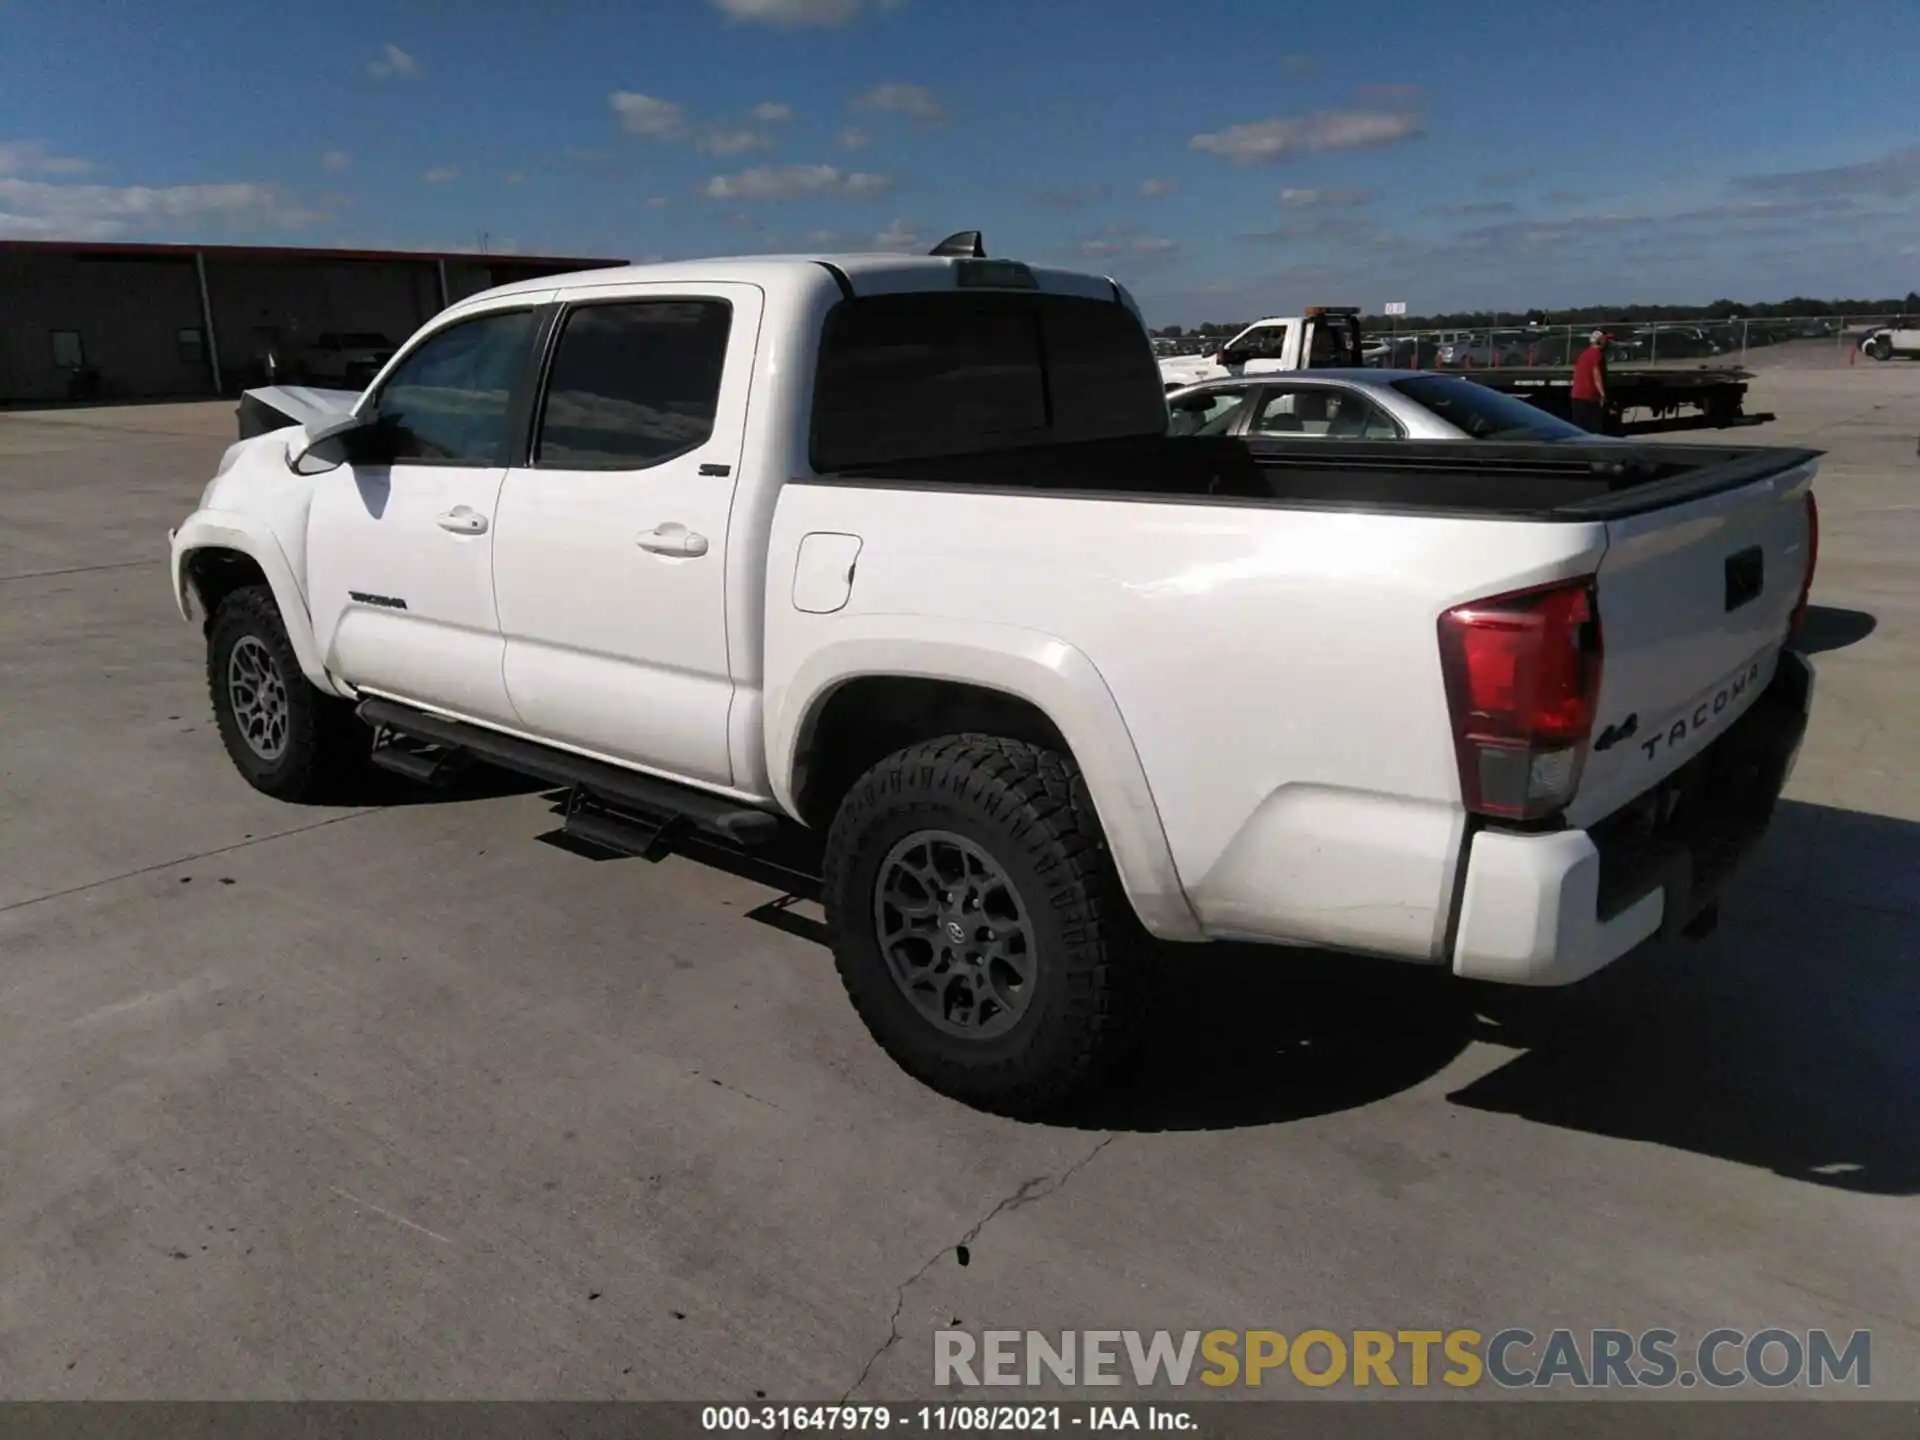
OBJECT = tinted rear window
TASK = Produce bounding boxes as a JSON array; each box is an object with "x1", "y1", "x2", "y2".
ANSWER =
[
  {"x1": 1390, "y1": 374, "x2": 1589, "y2": 441},
  {"x1": 810, "y1": 292, "x2": 1165, "y2": 471}
]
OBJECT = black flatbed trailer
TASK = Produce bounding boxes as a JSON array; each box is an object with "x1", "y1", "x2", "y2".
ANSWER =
[{"x1": 1460, "y1": 365, "x2": 1775, "y2": 436}]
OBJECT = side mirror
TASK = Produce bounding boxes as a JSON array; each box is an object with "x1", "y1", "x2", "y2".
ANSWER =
[{"x1": 287, "y1": 409, "x2": 382, "y2": 473}]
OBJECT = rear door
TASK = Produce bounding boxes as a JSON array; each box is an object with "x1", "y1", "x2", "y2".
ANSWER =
[
  {"x1": 1570, "y1": 458, "x2": 1818, "y2": 827},
  {"x1": 492, "y1": 282, "x2": 762, "y2": 788}
]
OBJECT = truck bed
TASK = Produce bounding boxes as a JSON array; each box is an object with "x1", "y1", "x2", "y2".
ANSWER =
[{"x1": 821, "y1": 434, "x2": 1821, "y2": 521}]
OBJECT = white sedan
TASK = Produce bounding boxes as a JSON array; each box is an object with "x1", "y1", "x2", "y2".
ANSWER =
[{"x1": 1166, "y1": 368, "x2": 1600, "y2": 442}]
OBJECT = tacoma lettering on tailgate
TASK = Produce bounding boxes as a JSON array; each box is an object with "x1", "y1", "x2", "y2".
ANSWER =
[{"x1": 1637, "y1": 660, "x2": 1763, "y2": 763}]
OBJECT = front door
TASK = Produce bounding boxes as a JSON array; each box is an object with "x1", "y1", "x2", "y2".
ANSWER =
[
  {"x1": 305, "y1": 302, "x2": 546, "y2": 725},
  {"x1": 493, "y1": 282, "x2": 762, "y2": 787}
]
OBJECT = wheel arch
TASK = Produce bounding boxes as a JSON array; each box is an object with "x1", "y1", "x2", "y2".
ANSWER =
[
  {"x1": 769, "y1": 621, "x2": 1204, "y2": 942},
  {"x1": 170, "y1": 514, "x2": 346, "y2": 698}
]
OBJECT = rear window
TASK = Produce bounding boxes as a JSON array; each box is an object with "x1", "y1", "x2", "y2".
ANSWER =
[
  {"x1": 1389, "y1": 374, "x2": 1589, "y2": 441},
  {"x1": 809, "y1": 292, "x2": 1165, "y2": 471}
]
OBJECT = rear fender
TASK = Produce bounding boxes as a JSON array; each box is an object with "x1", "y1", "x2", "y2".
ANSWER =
[
  {"x1": 768, "y1": 616, "x2": 1205, "y2": 943},
  {"x1": 169, "y1": 511, "x2": 347, "y2": 698}
]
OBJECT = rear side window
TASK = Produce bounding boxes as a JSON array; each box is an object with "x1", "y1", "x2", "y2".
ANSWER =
[
  {"x1": 1390, "y1": 374, "x2": 1588, "y2": 441},
  {"x1": 1253, "y1": 386, "x2": 1400, "y2": 440},
  {"x1": 810, "y1": 293, "x2": 1164, "y2": 471},
  {"x1": 535, "y1": 300, "x2": 733, "y2": 470}
]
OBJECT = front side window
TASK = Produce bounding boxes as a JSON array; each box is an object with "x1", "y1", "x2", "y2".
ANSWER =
[
  {"x1": 534, "y1": 299, "x2": 732, "y2": 470},
  {"x1": 51, "y1": 331, "x2": 84, "y2": 369},
  {"x1": 1253, "y1": 386, "x2": 1400, "y2": 439},
  {"x1": 1231, "y1": 324, "x2": 1290, "y2": 360},
  {"x1": 371, "y1": 308, "x2": 538, "y2": 464}
]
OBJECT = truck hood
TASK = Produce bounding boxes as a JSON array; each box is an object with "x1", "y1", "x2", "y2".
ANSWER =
[
  {"x1": 1159, "y1": 355, "x2": 1227, "y2": 386},
  {"x1": 237, "y1": 384, "x2": 362, "y2": 440}
]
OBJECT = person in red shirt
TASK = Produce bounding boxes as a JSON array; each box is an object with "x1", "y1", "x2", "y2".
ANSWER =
[{"x1": 1570, "y1": 330, "x2": 1611, "y2": 434}]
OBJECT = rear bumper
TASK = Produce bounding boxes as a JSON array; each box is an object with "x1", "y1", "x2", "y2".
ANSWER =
[{"x1": 1451, "y1": 649, "x2": 1813, "y2": 985}]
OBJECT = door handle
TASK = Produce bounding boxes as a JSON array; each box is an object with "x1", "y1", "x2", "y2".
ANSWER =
[
  {"x1": 637, "y1": 524, "x2": 709, "y2": 558},
  {"x1": 436, "y1": 506, "x2": 488, "y2": 535}
]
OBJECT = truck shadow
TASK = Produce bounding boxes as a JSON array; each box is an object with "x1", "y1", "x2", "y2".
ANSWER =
[
  {"x1": 1796, "y1": 605, "x2": 1877, "y2": 654},
  {"x1": 512, "y1": 780, "x2": 1918, "y2": 1193},
  {"x1": 1062, "y1": 800, "x2": 1920, "y2": 1194}
]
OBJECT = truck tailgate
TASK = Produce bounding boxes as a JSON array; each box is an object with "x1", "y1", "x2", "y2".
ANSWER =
[{"x1": 1570, "y1": 454, "x2": 1818, "y2": 827}]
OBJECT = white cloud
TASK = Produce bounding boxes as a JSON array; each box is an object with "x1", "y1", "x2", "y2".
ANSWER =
[
  {"x1": 1191, "y1": 106, "x2": 1423, "y2": 164},
  {"x1": 872, "y1": 217, "x2": 920, "y2": 251},
  {"x1": 610, "y1": 91, "x2": 688, "y2": 140},
  {"x1": 645, "y1": 195, "x2": 671, "y2": 209},
  {"x1": 422, "y1": 166, "x2": 460, "y2": 184},
  {"x1": 835, "y1": 126, "x2": 871, "y2": 151},
  {"x1": 0, "y1": 140, "x2": 94, "y2": 176},
  {"x1": 321, "y1": 150, "x2": 352, "y2": 173},
  {"x1": 367, "y1": 43, "x2": 419, "y2": 80},
  {"x1": 851, "y1": 82, "x2": 947, "y2": 125},
  {"x1": 1139, "y1": 177, "x2": 1174, "y2": 199},
  {"x1": 751, "y1": 102, "x2": 796, "y2": 123},
  {"x1": 805, "y1": 227, "x2": 849, "y2": 247},
  {"x1": 704, "y1": 163, "x2": 893, "y2": 200},
  {"x1": 1279, "y1": 186, "x2": 1374, "y2": 208},
  {"x1": 505, "y1": 171, "x2": 524, "y2": 185},
  {"x1": 1075, "y1": 233, "x2": 1177, "y2": 259},
  {"x1": 712, "y1": 0, "x2": 863, "y2": 24},
  {"x1": 0, "y1": 177, "x2": 323, "y2": 240},
  {"x1": 697, "y1": 127, "x2": 775, "y2": 157}
]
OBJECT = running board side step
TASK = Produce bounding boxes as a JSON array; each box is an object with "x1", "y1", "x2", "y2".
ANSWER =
[{"x1": 355, "y1": 697, "x2": 782, "y2": 848}]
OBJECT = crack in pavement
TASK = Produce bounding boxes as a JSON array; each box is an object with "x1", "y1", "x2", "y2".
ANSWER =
[
  {"x1": 0, "y1": 559, "x2": 161, "y2": 585},
  {"x1": 838, "y1": 1133, "x2": 1115, "y2": 1402},
  {"x1": 0, "y1": 809, "x2": 382, "y2": 916}
]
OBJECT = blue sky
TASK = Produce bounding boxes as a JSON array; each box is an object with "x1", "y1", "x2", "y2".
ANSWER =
[{"x1": 2, "y1": 0, "x2": 1918, "y2": 323}]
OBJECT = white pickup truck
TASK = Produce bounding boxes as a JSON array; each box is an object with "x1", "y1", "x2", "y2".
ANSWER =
[
  {"x1": 1157, "y1": 307, "x2": 1364, "y2": 388},
  {"x1": 171, "y1": 238, "x2": 1820, "y2": 1115}
]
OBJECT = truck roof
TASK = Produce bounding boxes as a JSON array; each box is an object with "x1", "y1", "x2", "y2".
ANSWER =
[{"x1": 460, "y1": 252, "x2": 1131, "y2": 309}]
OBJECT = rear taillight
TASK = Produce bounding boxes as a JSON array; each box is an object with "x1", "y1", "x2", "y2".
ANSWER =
[
  {"x1": 1438, "y1": 579, "x2": 1604, "y2": 821},
  {"x1": 1788, "y1": 491, "x2": 1819, "y2": 641}
]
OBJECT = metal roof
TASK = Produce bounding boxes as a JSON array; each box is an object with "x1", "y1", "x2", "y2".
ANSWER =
[{"x1": 0, "y1": 238, "x2": 625, "y2": 267}]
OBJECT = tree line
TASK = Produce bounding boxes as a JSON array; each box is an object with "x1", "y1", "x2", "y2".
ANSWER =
[{"x1": 1155, "y1": 292, "x2": 1920, "y2": 337}]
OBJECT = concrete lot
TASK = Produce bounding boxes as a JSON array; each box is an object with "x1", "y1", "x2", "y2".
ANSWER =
[{"x1": 1, "y1": 375, "x2": 1915, "y2": 1403}]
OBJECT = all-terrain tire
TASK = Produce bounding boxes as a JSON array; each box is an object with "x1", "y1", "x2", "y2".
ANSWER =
[
  {"x1": 822, "y1": 734, "x2": 1150, "y2": 1116},
  {"x1": 207, "y1": 584, "x2": 367, "y2": 803}
]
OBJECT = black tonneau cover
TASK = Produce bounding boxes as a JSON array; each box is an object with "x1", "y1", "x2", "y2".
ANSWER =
[{"x1": 817, "y1": 435, "x2": 1823, "y2": 523}]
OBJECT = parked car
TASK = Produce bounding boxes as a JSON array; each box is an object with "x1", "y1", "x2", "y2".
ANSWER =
[
  {"x1": 172, "y1": 241, "x2": 1820, "y2": 1114},
  {"x1": 1631, "y1": 325, "x2": 1724, "y2": 360},
  {"x1": 1166, "y1": 370, "x2": 1601, "y2": 441},
  {"x1": 295, "y1": 331, "x2": 399, "y2": 386},
  {"x1": 1435, "y1": 332, "x2": 1530, "y2": 368},
  {"x1": 1859, "y1": 318, "x2": 1920, "y2": 361}
]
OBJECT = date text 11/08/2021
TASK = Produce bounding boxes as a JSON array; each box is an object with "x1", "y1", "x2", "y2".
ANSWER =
[{"x1": 701, "y1": 1406, "x2": 1191, "y2": 1432}]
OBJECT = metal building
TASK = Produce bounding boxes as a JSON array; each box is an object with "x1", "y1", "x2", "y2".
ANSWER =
[{"x1": 0, "y1": 240, "x2": 624, "y2": 404}]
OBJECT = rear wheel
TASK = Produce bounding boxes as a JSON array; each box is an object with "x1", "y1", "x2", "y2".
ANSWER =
[
  {"x1": 822, "y1": 735, "x2": 1150, "y2": 1116},
  {"x1": 207, "y1": 584, "x2": 367, "y2": 803}
]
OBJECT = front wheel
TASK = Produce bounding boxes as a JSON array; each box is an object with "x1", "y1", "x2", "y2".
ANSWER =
[
  {"x1": 1870, "y1": 336, "x2": 1893, "y2": 361},
  {"x1": 207, "y1": 584, "x2": 368, "y2": 803},
  {"x1": 822, "y1": 735, "x2": 1150, "y2": 1116}
]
